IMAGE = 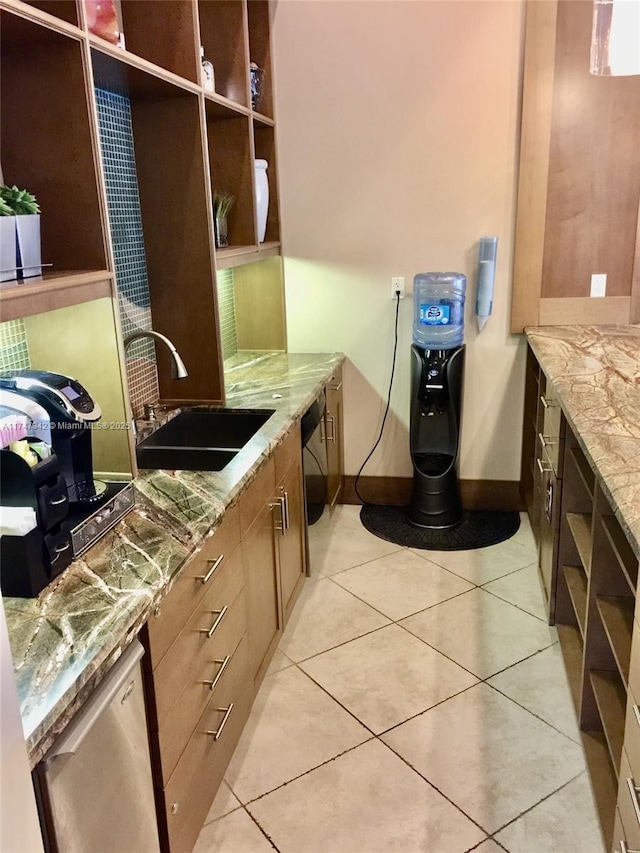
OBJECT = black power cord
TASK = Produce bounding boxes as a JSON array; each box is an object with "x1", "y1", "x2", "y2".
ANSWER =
[{"x1": 354, "y1": 290, "x2": 401, "y2": 505}]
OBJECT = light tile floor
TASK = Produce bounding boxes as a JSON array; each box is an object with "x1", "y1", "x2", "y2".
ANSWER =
[{"x1": 194, "y1": 506, "x2": 607, "y2": 853}]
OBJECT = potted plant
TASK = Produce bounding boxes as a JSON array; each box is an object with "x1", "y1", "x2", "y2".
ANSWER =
[
  {"x1": 0, "y1": 195, "x2": 17, "y2": 284},
  {"x1": 0, "y1": 185, "x2": 42, "y2": 279},
  {"x1": 213, "y1": 191, "x2": 234, "y2": 249}
]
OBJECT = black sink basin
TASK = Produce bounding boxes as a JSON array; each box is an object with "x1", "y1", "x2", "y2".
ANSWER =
[{"x1": 136, "y1": 407, "x2": 275, "y2": 471}]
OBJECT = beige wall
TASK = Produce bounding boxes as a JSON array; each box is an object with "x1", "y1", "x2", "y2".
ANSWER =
[{"x1": 273, "y1": 0, "x2": 527, "y2": 481}]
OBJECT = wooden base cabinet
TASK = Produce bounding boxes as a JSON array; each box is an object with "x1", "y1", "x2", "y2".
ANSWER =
[
  {"x1": 241, "y1": 423, "x2": 307, "y2": 686},
  {"x1": 142, "y1": 424, "x2": 308, "y2": 850}
]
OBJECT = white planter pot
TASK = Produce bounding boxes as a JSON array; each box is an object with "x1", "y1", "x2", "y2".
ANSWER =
[
  {"x1": 15, "y1": 214, "x2": 42, "y2": 278},
  {"x1": 254, "y1": 159, "x2": 269, "y2": 243},
  {"x1": 0, "y1": 218, "x2": 17, "y2": 283}
]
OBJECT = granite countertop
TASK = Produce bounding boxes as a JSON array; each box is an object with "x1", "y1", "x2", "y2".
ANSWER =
[
  {"x1": 525, "y1": 325, "x2": 640, "y2": 560},
  {"x1": 4, "y1": 351, "x2": 344, "y2": 767}
]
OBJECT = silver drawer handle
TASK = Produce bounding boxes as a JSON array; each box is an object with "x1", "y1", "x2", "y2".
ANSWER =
[
  {"x1": 50, "y1": 495, "x2": 67, "y2": 506},
  {"x1": 206, "y1": 703, "x2": 234, "y2": 741},
  {"x1": 196, "y1": 554, "x2": 224, "y2": 585},
  {"x1": 619, "y1": 841, "x2": 640, "y2": 853},
  {"x1": 627, "y1": 777, "x2": 640, "y2": 826},
  {"x1": 329, "y1": 381, "x2": 343, "y2": 392},
  {"x1": 198, "y1": 606, "x2": 228, "y2": 639},
  {"x1": 537, "y1": 457, "x2": 553, "y2": 474},
  {"x1": 327, "y1": 414, "x2": 336, "y2": 443},
  {"x1": 270, "y1": 498, "x2": 285, "y2": 532},
  {"x1": 202, "y1": 655, "x2": 231, "y2": 692},
  {"x1": 540, "y1": 394, "x2": 558, "y2": 409},
  {"x1": 633, "y1": 704, "x2": 640, "y2": 729},
  {"x1": 538, "y1": 432, "x2": 556, "y2": 448}
]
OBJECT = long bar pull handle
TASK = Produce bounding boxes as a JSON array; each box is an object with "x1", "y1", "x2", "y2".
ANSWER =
[
  {"x1": 538, "y1": 432, "x2": 556, "y2": 448},
  {"x1": 202, "y1": 655, "x2": 231, "y2": 692},
  {"x1": 619, "y1": 841, "x2": 640, "y2": 853},
  {"x1": 196, "y1": 554, "x2": 224, "y2": 585},
  {"x1": 198, "y1": 606, "x2": 228, "y2": 639},
  {"x1": 327, "y1": 415, "x2": 336, "y2": 443},
  {"x1": 328, "y1": 381, "x2": 343, "y2": 392},
  {"x1": 278, "y1": 489, "x2": 289, "y2": 534},
  {"x1": 627, "y1": 777, "x2": 640, "y2": 827},
  {"x1": 207, "y1": 703, "x2": 234, "y2": 741},
  {"x1": 537, "y1": 457, "x2": 553, "y2": 474},
  {"x1": 540, "y1": 394, "x2": 558, "y2": 409},
  {"x1": 320, "y1": 417, "x2": 327, "y2": 443}
]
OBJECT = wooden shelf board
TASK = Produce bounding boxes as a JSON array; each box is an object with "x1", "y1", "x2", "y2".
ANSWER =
[
  {"x1": 589, "y1": 669, "x2": 626, "y2": 777},
  {"x1": 205, "y1": 92, "x2": 251, "y2": 120},
  {"x1": 566, "y1": 512, "x2": 593, "y2": 575},
  {"x1": 580, "y1": 731, "x2": 617, "y2": 850},
  {"x1": 216, "y1": 243, "x2": 281, "y2": 270},
  {"x1": 90, "y1": 38, "x2": 200, "y2": 98},
  {"x1": 562, "y1": 564, "x2": 588, "y2": 638},
  {"x1": 0, "y1": 270, "x2": 113, "y2": 321},
  {"x1": 556, "y1": 623, "x2": 584, "y2": 716},
  {"x1": 601, "y1": 514, "x2": 639, "y2": 595},
  {"x1": 252, "y1": 110, "x2": 275, "y2": 127},
  {"x1": 596, "y1": 595, "x2": 634, "y2": 686},
  {"x1": 0, "y1": 1, "x2": 82, "y2": 42},
  {"x1": 569, "y1": 445, "x2": 595, "y2": 498}
]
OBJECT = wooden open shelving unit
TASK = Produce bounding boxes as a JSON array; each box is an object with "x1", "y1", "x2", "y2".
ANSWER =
[
  {"x1": 0, "y1": 0, "x2": 285, "y2": 407},
  {"x1": 554, "y1": 423, "x2": 640, "y2": 849}
]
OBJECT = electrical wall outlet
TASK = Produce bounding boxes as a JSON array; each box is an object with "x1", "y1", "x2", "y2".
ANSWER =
[
  {"x1": 391, "y1": 277, "x2": 405, "y2": 299},
  {"x1": 590, "y1": 273, "x2": 607, "y2": 297}
]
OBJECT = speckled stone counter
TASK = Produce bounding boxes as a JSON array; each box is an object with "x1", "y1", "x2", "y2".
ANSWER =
[
  {"x1": 3, "y1": 351, "x2": 344, "y2": 767},
  {"x1": 525, "y1": 325, "x2": 640, "y2": 560}
]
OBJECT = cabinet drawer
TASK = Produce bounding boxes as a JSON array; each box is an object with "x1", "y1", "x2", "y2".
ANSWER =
[
  {"x1": 618, "y1": 750, "x2": 640, "y2": 850},
  {"x1": 153, "y1": 548, "x2": 244, "y2": 727},
  {"x1": 327, "y1": 363, "x2": 343, "y2": 390},
  {"x1": 146, "y1": 504, "x2": 241, "y2": 667},
  {"x1": 156, "y1": 586, "x2": 246, "y2": 785},
  {"x1": 162, "y1": 636, "x2": 252, "y2": 853},
  {"x1": 274, "y1": 421, "x2": 301, "y2": 484}
]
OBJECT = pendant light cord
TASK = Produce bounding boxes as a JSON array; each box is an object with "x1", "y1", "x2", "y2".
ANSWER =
[{"x1": 353, "y1": 292, "x2": 401, "y2": 506}]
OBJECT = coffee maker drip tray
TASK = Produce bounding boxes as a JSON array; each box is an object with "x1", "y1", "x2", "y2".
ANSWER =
[{"x1": 67, "y1": 481, "x2": 135, "y2": 558}]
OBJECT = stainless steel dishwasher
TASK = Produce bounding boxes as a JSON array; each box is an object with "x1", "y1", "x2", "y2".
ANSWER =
[{"x1": 34, "y1": 639, "x2": 160, "y2": 853}]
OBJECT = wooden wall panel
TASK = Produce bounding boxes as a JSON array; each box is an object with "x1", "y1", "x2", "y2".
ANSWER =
[{"x1": 541, "y1": 0, "x2": 640, "y2": 301}]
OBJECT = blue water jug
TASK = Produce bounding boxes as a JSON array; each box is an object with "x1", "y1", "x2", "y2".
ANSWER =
[{"x1": 413, "y1": 272, "x2": 466, "y2": 349}]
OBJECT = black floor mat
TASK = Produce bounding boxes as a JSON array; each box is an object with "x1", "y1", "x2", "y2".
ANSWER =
[{"x1": 360, "y1": 505, "x2": 520, "y2": 551}]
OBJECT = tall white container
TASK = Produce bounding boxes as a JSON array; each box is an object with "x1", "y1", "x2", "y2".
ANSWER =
[{"x1": 254, "y1": 159, "x2": 269, "y2": 243}]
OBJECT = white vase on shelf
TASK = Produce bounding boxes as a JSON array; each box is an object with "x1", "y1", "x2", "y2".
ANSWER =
[
  {"x1": 0, "y1": 217, "x2": 17, "y2": 283},
  {"x1": 254, "y1": 159, "x2": 269, "y2": 244}
]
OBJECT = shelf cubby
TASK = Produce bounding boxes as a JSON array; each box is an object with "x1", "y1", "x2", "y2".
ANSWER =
[
  {"x1": 601, "y1": 513, "x2": 639, "y2": 595},
  {"x1": 556, "y1": 624, "x2": 584, "y2": 715},
  {"x1": 0, "y1": 11, "x2": 110, "y2": 303},
  {"x1": 596, "y1": 595, "x2": 634, "y2": 686},
  {"x1": 117, "y1": 0, "x2": 199, "y2": 83},
  {"x1": 206, "y1": 112, "x2": 256, "y2": 250},
  {"x1": 581, "y1": 731, "x2": 618, "y2": 850},
  {"x1": 569, "y1": 444, "x2": 595, "y2": 500},
  {"x1": 22, "y1": 0, "x2": 80, "y2": 27},
  {"x1": 563, "y1": 564, "x2": 588, "y2": 638},
  {"x1": 566, "y1": 512, "x2": 593, "y2": 575},
  {"x1": 253, "y1": 123, "x2": 280, "y2": 245},
  {"x1": 247, "y1": 0, "x2": 273, "y2": 119},
  {"x1": 198, "y1": 0, "x2": 249, "y2": 107},
  {"x1": 589, "y1": 669, "x2": 626, "y2": 775}
]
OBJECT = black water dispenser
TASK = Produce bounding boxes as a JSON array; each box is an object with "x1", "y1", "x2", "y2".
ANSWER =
[{"x1": 408, "y1": 272, "x2": 466, "y2": 529}]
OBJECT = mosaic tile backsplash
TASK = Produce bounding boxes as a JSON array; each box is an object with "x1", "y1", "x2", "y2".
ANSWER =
[
  {"x1": 217, "y1": 268, "x2": 238, "y2": 361},
  {"x1": 94, "y1": 83, "x2": 159, "y2": 418},
  {"x1": 0, "y1": 319, "x2": 30, "y2": 373}
]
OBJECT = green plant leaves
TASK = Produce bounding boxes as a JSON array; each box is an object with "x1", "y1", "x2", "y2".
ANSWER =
[{"x1": 0, "y1": 185, "x2": 41, "y2": 215}]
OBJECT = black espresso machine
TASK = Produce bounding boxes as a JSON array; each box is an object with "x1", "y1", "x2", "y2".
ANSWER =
[{"x1": 0, "y1": 370, "x2": 134, "y2": 597}]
